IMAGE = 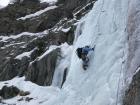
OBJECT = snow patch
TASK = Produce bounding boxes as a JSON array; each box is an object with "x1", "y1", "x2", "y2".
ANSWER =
[
  {"x1": 40, "y1": 0, "x2": 57, "y2": 4},
  {"x1": 61, "y1": 27, "x2": 71, "y2": 33},
  {"x1": 0, "y1": 42, "x2": 25, "y2": 49},
  {"x1": 0, "y1": 31, "x2": 48, "y2": 42},
  {"x1": 17, "y1": 6, "x2": 57, "y2": 20},
  {"x1": 15, "y1": 48, "x2": 36, "y2": 60}
]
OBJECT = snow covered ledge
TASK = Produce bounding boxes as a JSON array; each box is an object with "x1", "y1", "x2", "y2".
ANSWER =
[
  {"x1": 40, "y1": 0, "x2": 57, "y2": 4},
  {"x1": 17, "y1": 6, "x2": 57, "y2": 20}
]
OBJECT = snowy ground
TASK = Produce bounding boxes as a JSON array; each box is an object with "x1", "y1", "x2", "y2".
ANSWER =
[{"x1": 0, "y1": 77, "x2": 60, "y2": 105}]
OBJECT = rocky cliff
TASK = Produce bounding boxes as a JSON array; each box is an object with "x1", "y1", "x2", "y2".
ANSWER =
[{"x1": 0, "y1": 0, "x2": 96, "y2": 88}]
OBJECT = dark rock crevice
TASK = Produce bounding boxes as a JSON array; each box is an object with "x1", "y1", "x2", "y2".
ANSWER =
[{"x1": 61, "y1": 68, "x2": 68, "y2": 88}]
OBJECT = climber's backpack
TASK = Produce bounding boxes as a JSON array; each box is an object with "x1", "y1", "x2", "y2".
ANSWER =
[{"x1": 76, "y1": 48, "x2": 82, "y2": 58}]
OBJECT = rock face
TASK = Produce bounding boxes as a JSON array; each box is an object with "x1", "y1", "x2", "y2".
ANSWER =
[
  {"x1": 0, "y1": 85, "x2": 20, "y2": 99},
  {"x1": 57, "y1": 0, "x2": 91, "y2": 10},
  {"x1": 26, "y1": 48, "x2": 60, "y2": 86},
  {"x1": 126, "y1": 0, "x2": 140, "y2": 79},
  {"x1": 0, "y1": 0, "x2": 96, "y2": 35},
  {"x1": 0, "y1": 0, "x2": 95, "y2": 87},
  {"x1": 0, "y1": 85, "x2": 30, "y2": 100},
  {"x1": 0, "y1": 29, "x2": 75, "y2": 83},
  {"x1": 0, "y1": 58, "x2": 30, "y2": 81},
  {"x1": 0, "y1": 0, "x2": 48, "y2": 35}
]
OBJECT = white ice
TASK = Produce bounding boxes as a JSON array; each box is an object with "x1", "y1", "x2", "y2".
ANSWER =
[
  {"x1": 52, "y1": 43, "x2": 73, "y2": 88},
  {"x1": 43, "y1": 0, "x2": 129, "y2": 105},
  {"x1": 15, "y1": 48, "x2": 36, "y2": 60}
]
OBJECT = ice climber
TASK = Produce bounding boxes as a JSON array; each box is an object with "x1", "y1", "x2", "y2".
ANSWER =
[{"x1": 76, "y1": 45, "x2": 95, "y2": 70}]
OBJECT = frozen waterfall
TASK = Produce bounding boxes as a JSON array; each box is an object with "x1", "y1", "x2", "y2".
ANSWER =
[{"x1": 44, "y1": 0, "x2": 130, "y2": 105}]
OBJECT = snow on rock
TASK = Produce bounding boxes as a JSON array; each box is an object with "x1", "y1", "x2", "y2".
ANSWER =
[
  {"x1": 15, "y1": 48, "x2": 36, "y2": 60},
  {"x1": 17, "y1": 6, "x2": 57, "y2": 20},
  {"x1": 38, "y1": 45, "x2": 58, "y2": 61},
  {"x1": 40, "y1": 0, "x2": 57, "y2": 4},
  {"x1": 61, "y1": 27, "x2": 71, "y2": 33},
  {"x1": 73, "y1": 1, "x2": 96, "y2": 16},
  {"x1": 38, "y1": 43, "x2": 71, "y2": 61},
  {"x1": 0, "y1": 42, "x2": 25, "y2": 49},
  {"x1": 0, "y1": 31, "x2": 48, "y2": 42},
  {"x1": 0, "y1": 32, "x2": 35, "y2": 42}
]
